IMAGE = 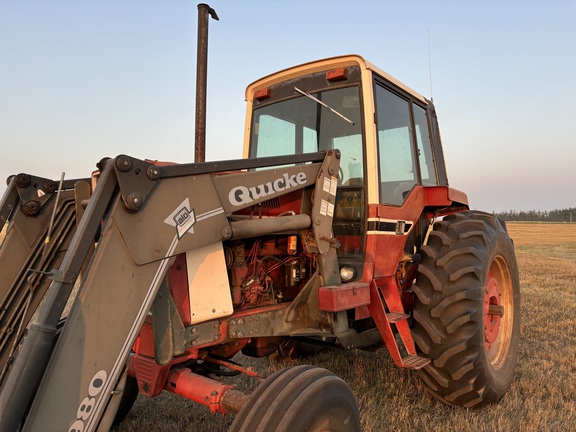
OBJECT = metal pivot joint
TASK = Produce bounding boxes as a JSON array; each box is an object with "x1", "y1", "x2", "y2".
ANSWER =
[{"x1": 114, "y1": 155, "x2": 161, "y2": 212}]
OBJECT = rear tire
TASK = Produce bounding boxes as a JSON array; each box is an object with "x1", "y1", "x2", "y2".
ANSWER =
[
  {"x1": 412, "y1": 211, "x2": 520, "y2": 408},
  {"x1": 230, "y1": 365, "x2": 360, "y2": 432}
]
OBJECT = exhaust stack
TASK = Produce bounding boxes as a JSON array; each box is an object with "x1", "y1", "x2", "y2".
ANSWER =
[{"x1": 195, "y1": 3, "x2": 219, "y2": 163}]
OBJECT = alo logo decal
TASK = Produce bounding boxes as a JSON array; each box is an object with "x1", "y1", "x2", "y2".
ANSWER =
[{"x1": 165, "y1": 198, "x2": 196, "y2": 239}]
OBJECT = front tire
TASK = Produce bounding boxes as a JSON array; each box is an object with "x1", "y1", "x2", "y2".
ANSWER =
[
  {"x1": 230, "y1": 365, "x2": 361, "y2": 432},
  {"x1": 412, "y1": 211, "x2": 520, "y2": 408}
]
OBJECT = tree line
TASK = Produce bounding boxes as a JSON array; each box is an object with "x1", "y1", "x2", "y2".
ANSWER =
[{"x1": 494, "y1": 207, "x2": 576, "y2": 222}]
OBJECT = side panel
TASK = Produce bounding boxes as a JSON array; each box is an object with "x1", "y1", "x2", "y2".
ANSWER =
[{"x1": 186, "y1": 242, "x2": 233, "y2": 324}]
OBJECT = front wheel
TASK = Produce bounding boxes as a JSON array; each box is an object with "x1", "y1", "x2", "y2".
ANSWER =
[
  {"x1": 412, "y1": 211, "x2": 520, "y2": 408},
  {"x1": 229, "y1": 365, "x2": 361, "y2": 432}
]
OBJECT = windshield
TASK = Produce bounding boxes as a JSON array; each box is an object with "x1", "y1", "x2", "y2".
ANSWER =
[{"x1": 249, "y1": 86, "x2": 364, "y2": 186}]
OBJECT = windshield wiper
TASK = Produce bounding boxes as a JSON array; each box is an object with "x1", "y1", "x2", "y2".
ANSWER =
[{"x1": 293, "y1": 87, "x2": 355, "y2": 126}]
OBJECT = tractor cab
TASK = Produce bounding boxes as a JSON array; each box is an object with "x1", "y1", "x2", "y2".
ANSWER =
[{"x1": 244, "y1": 55, "x2": 463, "y2": 281}]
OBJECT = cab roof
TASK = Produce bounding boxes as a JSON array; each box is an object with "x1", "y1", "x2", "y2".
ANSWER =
[{"x1": 245, "y1": 54, "x2": 427, "y2": 104}]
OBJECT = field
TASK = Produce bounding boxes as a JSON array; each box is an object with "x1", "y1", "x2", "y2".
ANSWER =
[
  {"x1": 2, "y1": 223, "x2": 575, "y2": 430},
  {"x1": 111, "y1": 223, "x2": 576, "y2": 432}
]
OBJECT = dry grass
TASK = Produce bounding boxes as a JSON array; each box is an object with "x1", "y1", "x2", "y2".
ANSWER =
[{"x1": 113, "y1": 223, "x2": 576, "y2": 431}]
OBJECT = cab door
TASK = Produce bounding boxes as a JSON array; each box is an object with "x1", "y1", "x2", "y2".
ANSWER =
[{"x1": 371, "y1": 81, "x2": 440, "y2": 276}]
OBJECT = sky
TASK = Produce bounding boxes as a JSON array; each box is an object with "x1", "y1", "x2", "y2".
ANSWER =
[{"x1": 1, "y1": 0, "x2": 574, "y2": 213}]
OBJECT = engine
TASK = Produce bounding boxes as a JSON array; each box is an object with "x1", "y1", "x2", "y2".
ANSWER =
[{"x1": 225, "y1": 235, "x2": 312, "y2": 309}]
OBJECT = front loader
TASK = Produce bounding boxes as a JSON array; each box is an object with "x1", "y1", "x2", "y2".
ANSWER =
[{"x1": 0, "y1": 54, "x2": 520, "y2": 431}]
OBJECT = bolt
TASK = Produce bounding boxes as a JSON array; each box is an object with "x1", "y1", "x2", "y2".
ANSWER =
[
  {"x1": 222, "y1": 226, "x2": 232, "y2": 240},
  {"x1": 15, "y1": 173, "x2": 31, "y2": 188},
  {"x1": 192, "y1": 327, "x2": 198, "y2": 334},
  {"x1": 21, "y1": 200, "x2": 41, "y2": 217},
  {"x1": 231, "y1": 331, "x2": 237, "y2": 337},
  {"x1": 42, "y1": 179, "x2": 56, "y2": 194},
  {"x1": 116, "y1": 156, "x2": 133, "y2": 172},
  {"x1": 213, "y1": 335, "x2": 218, "y2": 341},
  {"x1": 238, "y1": 318, "x2": 244, "y2": 325},
  {"x1": 147, "y1": 165, "x2": 160, "y2": 180},
  {"x1": 126, "y1": 193, "x2": 143, "y2": 211},
  {"x1": 238, "y1": 332, "x2": 244, "y2": 338}
]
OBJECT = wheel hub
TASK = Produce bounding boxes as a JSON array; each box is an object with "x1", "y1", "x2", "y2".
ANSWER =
[{"x1": 484, "y1": 272, "x2": 503, "y2": 348}]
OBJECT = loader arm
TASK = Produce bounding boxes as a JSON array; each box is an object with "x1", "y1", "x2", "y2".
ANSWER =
[
  {"x1": 0, "y1": 150, "x2": 341, "y2": 432},
  {"x1": 0, "y1": 176, "x2": 90, "y2": 384}
]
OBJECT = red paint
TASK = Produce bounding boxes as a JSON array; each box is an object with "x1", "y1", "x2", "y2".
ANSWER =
[
  {"x1": 168, "y1": 254, "x2": 191, "y2": 325},
  {"x1": 165, "y1": 367, "x2": 236, "y2": 414},
  {"x1": 318, "y1": 282, "x2": 370, "y2": 312},
  {"x1": 366, "y1": 277, "x2": 416, "y2": 368},
  {"x1": 484, "y1": 272, "x2": 502, "y2": 349}
]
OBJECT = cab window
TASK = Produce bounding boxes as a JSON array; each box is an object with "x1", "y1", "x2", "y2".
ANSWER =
[
  {"x1": 375, "y1": 84, "x2": 417, "y2": 206},
  {"x1": 413, "y1": 104, "x2": 438, "y2": 186}
]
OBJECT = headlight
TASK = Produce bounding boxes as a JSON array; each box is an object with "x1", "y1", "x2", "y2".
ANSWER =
[{"x1": 339, "y1": 266, "x2": 357, "y2": 282}]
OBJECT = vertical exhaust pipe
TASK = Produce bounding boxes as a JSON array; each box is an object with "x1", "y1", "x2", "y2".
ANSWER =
[{"x1": 195, "y1": 3, "x2": 219, "y2": 163}]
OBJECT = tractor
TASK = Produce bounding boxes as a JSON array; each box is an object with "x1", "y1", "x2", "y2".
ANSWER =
[{"x1": 0, "y1": 52, "x2": 520, "y2": 431}]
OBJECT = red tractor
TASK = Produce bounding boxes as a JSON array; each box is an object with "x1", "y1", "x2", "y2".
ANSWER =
[{"x1": 0, "y1": 53, "x2": 520, "y2": 431}]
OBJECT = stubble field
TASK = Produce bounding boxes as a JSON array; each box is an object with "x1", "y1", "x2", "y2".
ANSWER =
[{"x1": 112, "y1": 223, "x2": 576, "y2": 432}]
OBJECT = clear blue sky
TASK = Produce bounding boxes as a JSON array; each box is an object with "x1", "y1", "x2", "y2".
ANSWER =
[{"x1": 1, "y1": 0, "x2": 574, "y2": 212}]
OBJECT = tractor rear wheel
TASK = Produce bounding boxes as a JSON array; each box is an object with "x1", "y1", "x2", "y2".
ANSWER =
[
  {"x1": 229, "y1": 365, "x2": 361, "y2": 432},
  {"x1": 412, "y1": 211, "x2": 520, "y2": 408}
]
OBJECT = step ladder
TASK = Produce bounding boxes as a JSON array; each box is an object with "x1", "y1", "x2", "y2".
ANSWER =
[{"x1": 368, "y1": 279, "x2": 430, "y2": 370}]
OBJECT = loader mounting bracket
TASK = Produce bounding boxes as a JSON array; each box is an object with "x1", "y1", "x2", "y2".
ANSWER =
[{"x1": 114, "y1": 155, "x2": 161, "y2": 212}]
